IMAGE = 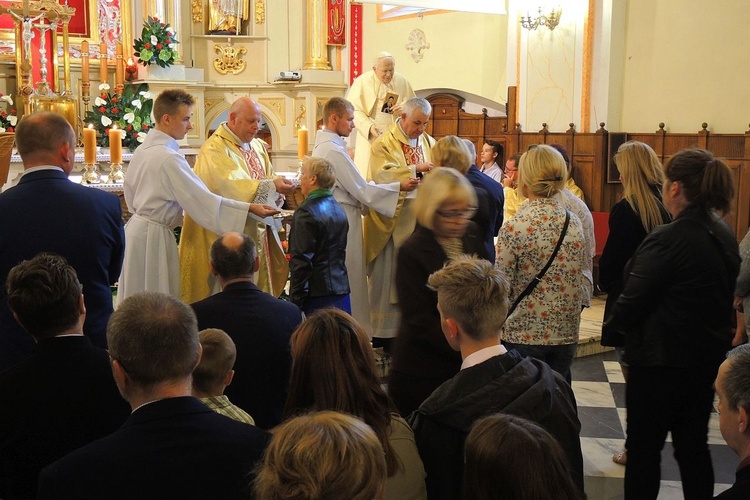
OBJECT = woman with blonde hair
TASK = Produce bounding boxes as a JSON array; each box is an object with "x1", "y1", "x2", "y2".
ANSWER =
[
  {"x1": 432, "y1": 135, "x2": 504, "y2": 263},
  {"x1": 599, "y1": 141, "x2": 671, "y2": 465},
  {"x1": 496, "y1": 145, "x2": 586, "y2": 382},
  {"x1": 254, "y1": 411, "x2": 387, "y2": 500},
  {"x1": 431, "y1": 135, "x2": 472, "y2": 174},
  {"x1": 388, "y1": 167, "x2": 487, "y2": 416},
  {"x1": 284, "y1": 309, "x2": 427, "y2": 499}
]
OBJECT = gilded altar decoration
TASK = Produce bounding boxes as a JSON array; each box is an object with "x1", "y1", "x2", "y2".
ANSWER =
[
  {"x1": 209, "y1": 0, "x2": 249, "y2": 34},
  {"x1": 0, "y1": 94, "x2": 17, "y2": 133},
  {"x1": 259, "y1": 97, "x2": 284, "y2": 125},
  {"x1": 133, "y1": 16, "x2": 179, "y2": 67},
  {"x1": 193, "y1": 0, "x2": 204, "y2": 23},
  {"x1": 255, "y1": 0, "x2": 265, "y2": 24},
  {"x1": 213, "y1": 44, "x2": 247, "y2": 75},
  {"x1": 405, "y1": 29, "x2": 430, "y2": 63},
  {"x1": 0, "y1": 0, "x2": 77, "y2": 132},
  {"x1": 293, "y1": 103, "x2": 306, "y2": 134},
  {"x1": 86, "y1": 83, "x2": 154, "y2": 151},
  {"x1": 327, "y1": 0, "x2": 345, "y2": 46}
]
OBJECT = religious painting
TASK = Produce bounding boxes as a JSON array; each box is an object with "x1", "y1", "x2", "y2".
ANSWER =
[{"x1": 327, "y1": 0, "x2": 345, "y2": 46}]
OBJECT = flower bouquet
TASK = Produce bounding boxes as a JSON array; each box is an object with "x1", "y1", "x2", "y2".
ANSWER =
[
  {"x1": 133, "y1": 16, "x2": 179, "y2": 67},
  {"x1": 0, "y1": 93, "x2": 17, "y2": 133},
  {"x1": 85, "y1": 83, "x2": 154, "y2": 151}
]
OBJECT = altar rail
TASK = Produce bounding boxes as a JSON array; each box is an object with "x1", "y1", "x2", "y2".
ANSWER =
[{"x1": 424, "y1": 93, "x2": 750, "y2": 241}]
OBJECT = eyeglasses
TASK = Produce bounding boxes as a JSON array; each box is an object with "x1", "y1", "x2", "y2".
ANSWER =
[{"x1": 437, "y1": 207, "x2": 477, "y2": 220}]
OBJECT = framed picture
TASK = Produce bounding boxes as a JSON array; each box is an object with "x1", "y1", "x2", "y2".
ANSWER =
[{"x1": 381, "y1": 92, "x2": 398, "y2": 114}]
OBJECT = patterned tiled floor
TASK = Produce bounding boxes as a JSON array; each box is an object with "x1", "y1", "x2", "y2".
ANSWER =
[{"x1": 572, "y1": 310, "x2": 736, "y2": 498}]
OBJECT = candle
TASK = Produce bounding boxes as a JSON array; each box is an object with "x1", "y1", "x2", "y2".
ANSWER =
[
  {"x1": 297, "y1": 126, "x2": 308, "y2": 159},
  {"x1": 115, "y1": 43, "x2": 123, "y2": 89},
  {"x1": 81, "y1": 40, "x2": 90, "y2": 85},
  {"x1": 125, "y1": 57, "x2": 137, "y2": 81},
  {"x1": 83, "y1": 125, "x2": 97, "y2": 164},
  {"x1": 99, "y1": 43, "x2": 108, "y2": 85},
  {"x1": 109, "y1": 126, "x2": 123, "y2": 164}
]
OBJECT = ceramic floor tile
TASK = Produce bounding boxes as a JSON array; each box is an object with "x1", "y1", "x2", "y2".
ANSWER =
[
  {"x1": 572, "y1": 381, "x2": 617, "y2": 407},
  {"x1": 610, "y1": 382, "x2": 626, "y2": 408},
  {"x1": 584, "y1": 475, "x2": 624, "y2": 500},
  {"x1": 604, "y1": 361, "x2": 626, "y2": 384},
  {"x1": 579, "y1": 407, "x2": 625, "y2": 439},
  {"x1": 581, "y1": 437, "x2": 626, "y2": 478}
]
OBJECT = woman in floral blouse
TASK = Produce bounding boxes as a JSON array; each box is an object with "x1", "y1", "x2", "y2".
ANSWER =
[{"x1": 496, "y1": 144, "x2": 586, "y2": 383}]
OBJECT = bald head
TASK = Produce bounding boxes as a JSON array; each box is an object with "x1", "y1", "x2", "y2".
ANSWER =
[
  {"x1": 227, "y1": 97, "x2": 263, "y2": 143},
  {"x1": 210, "y1": 232, "x2": 258, "y2": 281},
  {"x1": 15, "y1": 112, "x2": 76, "y2": 173}
]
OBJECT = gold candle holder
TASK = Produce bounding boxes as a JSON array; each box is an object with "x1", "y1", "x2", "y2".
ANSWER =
[
  {"x1": 107, "y1": 162, "x2": 124, "y2": 184},
  {"x1": 82, "y1": 162, "x2": 101, "y2": 184}
]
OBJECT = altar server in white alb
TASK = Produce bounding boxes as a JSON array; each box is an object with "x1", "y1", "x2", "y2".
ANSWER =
[
  {"x1": 118, "y1": 89, "x2": 278, "y2": 303},
  {"x1": 312, "y1": 97, "x2": 419, "y2": 335},
  {"x1": 347, "y1": 52, "x2": 415, "y2": 177}
]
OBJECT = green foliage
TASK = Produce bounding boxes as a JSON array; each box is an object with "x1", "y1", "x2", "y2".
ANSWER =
[
  {"x1": 84, "y1": 83, "x2": 154, "y2": 152},
  {"x1": 133, "y1": 16, "x2": 179, "y2": 67}
]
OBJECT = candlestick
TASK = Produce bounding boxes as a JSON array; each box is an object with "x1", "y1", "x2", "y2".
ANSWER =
[
  {"x1": 99, "y1": 43, "x2": 108, "y2": 85},
  {"x1": 297, "y1": 126, "x2": 308, "y2": 159},
  {"x1": 109, "y1": 127, "x2": 123, "y2": 164},
  {"x1": 83, "y1": 125, "x2": 97, "y2": 163}
]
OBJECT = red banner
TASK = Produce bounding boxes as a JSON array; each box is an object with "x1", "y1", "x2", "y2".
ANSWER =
[
  {"x1": 327, "y1": 0, "x2": 346, "y2": 46},
  {"x1": 349, "y1": 3, "x2": 362, "y2": 84}
]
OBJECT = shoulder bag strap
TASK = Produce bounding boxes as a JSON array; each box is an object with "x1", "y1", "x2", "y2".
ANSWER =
[{"x1": 507, "y1": 210, "x2": 571, "y2": 317}]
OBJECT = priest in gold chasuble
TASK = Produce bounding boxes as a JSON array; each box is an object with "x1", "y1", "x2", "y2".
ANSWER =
[
  {"x1": 179, "y1": 98, "x2": 294, "y2": 302},
  {"x1": 364, "y1": 97, "x2": 435, "y2": 344}
]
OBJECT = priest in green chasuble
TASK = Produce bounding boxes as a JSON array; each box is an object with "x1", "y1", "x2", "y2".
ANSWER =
[
  {"x1": 179, "y1": 97, "x2": 295, "y2": 302},
  {"x1": 364, "y1": 97, "x2": 434, "y2": 347}
]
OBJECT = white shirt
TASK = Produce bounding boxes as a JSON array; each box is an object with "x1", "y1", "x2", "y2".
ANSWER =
[{"x1": 461, "y1": 344, "x2": 507, "y2": 370}]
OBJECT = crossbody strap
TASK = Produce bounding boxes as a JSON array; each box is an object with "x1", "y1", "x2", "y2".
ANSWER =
[{"x1": 507, "y1": 210, "x2": 571, "y2": 317}]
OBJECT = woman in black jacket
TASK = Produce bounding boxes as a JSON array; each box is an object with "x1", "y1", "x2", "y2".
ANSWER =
[
  {"x1": 388, "y1": 167, "x2": 487, "y2": 417},
  {"x1": 606, "y1": 149, "x2": 740, "y2": 500},
  {"x1": 289, "y1": 157, "x2": 350, "y2": 315}
]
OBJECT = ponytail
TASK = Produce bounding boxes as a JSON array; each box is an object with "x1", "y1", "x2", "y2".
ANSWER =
[{"x1": 664, "y1": 149, "x2": 734, "y2": 215}]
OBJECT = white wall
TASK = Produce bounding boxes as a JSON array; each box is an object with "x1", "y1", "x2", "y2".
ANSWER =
[
  {"x1": 361, "y1": 5, "x2": 508, "y2": 108},
  {"x1": 618, "y1": 0, "x2": 750, "y2": 133}
]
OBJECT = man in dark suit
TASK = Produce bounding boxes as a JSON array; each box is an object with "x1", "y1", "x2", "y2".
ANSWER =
[
  {"x1": 0, "y1": 112, "x2": 125, "y2": 371},
  {"x1": 38, "y1": 291, "x2": 270, "y2": 500},
  {"x1": 0, "y1": 253, "x2": 130, "y2": 500},
  {"x1": 463, "y1": 139, "x2": 504, "y2": 263},
  {"x1": 191, "y1": 232, "x2": 304, "y2": 429}
]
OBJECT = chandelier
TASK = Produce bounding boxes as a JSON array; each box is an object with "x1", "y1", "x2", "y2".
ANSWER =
[{"x1": 520, "y1": 6, "x2": 562, "y2": 31}]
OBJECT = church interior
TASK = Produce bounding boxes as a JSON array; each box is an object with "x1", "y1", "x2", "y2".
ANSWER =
[{"x1": 0, "y1": 0, "x2": 748, "y2": 498}]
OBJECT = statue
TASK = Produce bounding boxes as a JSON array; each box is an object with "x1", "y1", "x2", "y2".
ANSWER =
[{"x1": 208, "y1": 0, "x2": 248, "y2": 34}]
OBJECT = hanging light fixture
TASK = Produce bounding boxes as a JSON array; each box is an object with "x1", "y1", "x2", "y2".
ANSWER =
[{"x1": 520, "y1": 6, "x2": 562, "y2": 31}]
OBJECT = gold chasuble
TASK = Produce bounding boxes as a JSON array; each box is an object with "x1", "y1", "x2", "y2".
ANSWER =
[
  {"x1": 179, "y1": 125, "x2": 288, "y2": 302},
  {"x1": 363, "y1": 122, "x2": 435, "y2": 265}
]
